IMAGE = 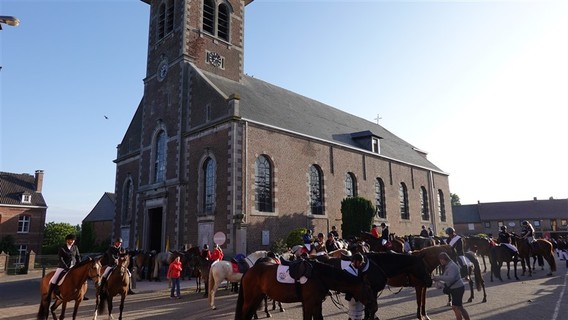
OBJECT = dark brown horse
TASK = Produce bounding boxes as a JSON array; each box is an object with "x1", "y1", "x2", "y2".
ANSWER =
[
  {"x1": 358, "y1": 231, "x2": 405, "y2": 253},
  {"x1": 511, "y1": 234, "x2": 556, "y2": 276},
  {"x1": 315, "y1": 251, "x2": 432, "y2": 320},
  {"x1": 94, "y1": 253, "x2": 130, "y2": 320},
  {"x1": 37, "y1": 256, "x2": 103, "y2": 320},
  {"x1": 463, "y1": 235, "x2": 494, "y2": 273},
  {"x1": 235, "y1": 260, "x2": 378, "y2": 320},
  {"x1": 189, "y1": 253, "x2": 212, "y2": 296},
  {"x1": 407, "y1": 235, "x2": 436, "y2": 251},
  {"x1": 489, "y1": 245, "x2": 519, "y2": 282}
]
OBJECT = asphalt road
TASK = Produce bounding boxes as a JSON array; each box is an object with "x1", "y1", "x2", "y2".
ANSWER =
[{"x1": 1, "y1": 257, "x2": 567, "y2": 320}]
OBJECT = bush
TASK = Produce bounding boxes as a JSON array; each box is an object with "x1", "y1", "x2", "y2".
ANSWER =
[
  {"x1": 270, "y1": 239, "x2": 289, "y2": 254},
  {"x1": 286, "y1": 228, "x2": 308, "y2": 248},
  {"x1": 341, "y1": 196, "x2": 375, "y2": 239}
]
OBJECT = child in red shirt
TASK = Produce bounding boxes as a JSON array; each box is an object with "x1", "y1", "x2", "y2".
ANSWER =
[{"x1": 167, "y1": 256, "x2": 183, "y2": 299}]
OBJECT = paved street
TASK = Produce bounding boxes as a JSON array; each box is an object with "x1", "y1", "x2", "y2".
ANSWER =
[{"x1": 1, "y1": 257, "x2": 567, "y2": 320}]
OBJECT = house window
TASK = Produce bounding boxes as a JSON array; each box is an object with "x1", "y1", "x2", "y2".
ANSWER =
[
  {"x1": 498, "y1": 221, "x2": 504, "y2": 228},
  {"x1": 399, "y1": 183, "x2": 409, "y2": 220},
  {"x1": 202, "y1": 0, "x2": 230, "y2": 41},
  {"x1": 345, "y1": 173, "x2": 356, "y2": 198},
  {"x1": 561, "y1": 219, "x2": 567, "y2": 228},
  {"x1": 309, "y1": 165, "x2": 324, "y2": 215},
  {"x1": 533, "y1": 220, "x2": 541, "y2": 227},
  {"x1": 420, "y1": 186, "x2": 429, "y2": 221},
  {"x1": 372, "y1": 137, "x2": 380, "y2": 154},
  {"x1": 483, "y1": 221, "x2": 491, "y2": 228},
  {"x1": 121, "y1": 179, "x2": 132, "y2": 224},
  {"x1": 18, "y1": 215, "x2": 30, "y2": 233},
  {"x1": 21, "y1": 193, "x2": 32, "y2": 204},
  {"x1": 154, "y1": 130, "x2": 166, "y2": 183},
  {"x1": 254, "y1": 155, "x2": 273, "y2": 212},
  {"x1": 203, "y1": 157, "x2": 216, "y2": 213},
  {"x1": 17, "y1": 245, "x2": 27, "y2": 264},
  {"x1": 374, "y1": 178, "x2": 386, "y2": 219},
  {"x1": 437, "y1": 189, "x2": 446, "y2": 222},
  {"x1": 158, "y1": 3, "x2": 166, "y2": 39}
]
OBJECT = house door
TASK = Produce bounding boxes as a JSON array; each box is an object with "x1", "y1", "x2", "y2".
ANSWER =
[{"x1": 148, "y1": 207, "x2": 163, "y2": 252}]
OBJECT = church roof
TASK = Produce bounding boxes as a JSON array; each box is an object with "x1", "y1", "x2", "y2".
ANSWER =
[
  {"x1": 203, "y1": 71, "x2": 445, "y2": 173},
  {"x1": 83, "y1": 192, "x2": 116, "y2": 222}
]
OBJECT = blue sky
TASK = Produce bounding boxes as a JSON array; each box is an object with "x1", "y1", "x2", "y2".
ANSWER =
[{"x1": 1, "y1": 0, "x2": 567, "y2": 226}]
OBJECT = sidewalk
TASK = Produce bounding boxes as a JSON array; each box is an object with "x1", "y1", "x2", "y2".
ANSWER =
[{"x1": 0, "y1": 268, "x2": 199, "y2": 294}]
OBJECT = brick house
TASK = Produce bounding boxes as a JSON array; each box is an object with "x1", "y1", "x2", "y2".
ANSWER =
[
  {"x1": 82, "y1": 192, "x2": 115, "y2": 248},
  {"x1": 452, "y1": 198, "x2": 568, "y2": 238},
  {"x1": 113, "y1": 0, "x2": 453, "y2": 256},
  {"x1": 0, "y1": 170, "x2": 47, "y2": 258}
]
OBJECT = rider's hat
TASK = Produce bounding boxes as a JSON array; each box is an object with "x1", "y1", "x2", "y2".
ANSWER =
[{"x1": 445, "y1": 227, "x2": 455, "y2": 235}]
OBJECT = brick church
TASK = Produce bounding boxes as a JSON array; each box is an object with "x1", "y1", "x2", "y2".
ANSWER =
[{"x1": 113, "y1": 0, "x2": 453, "y2": 256}]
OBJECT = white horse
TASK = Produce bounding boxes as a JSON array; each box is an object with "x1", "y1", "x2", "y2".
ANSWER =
[{"x1": 208, "y1": 250, "x2": 268, "y2": 310}]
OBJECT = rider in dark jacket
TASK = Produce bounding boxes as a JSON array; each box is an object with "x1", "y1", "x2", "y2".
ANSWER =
[
  {"x1": 446, "y1": 227, "x2": 468, "y2": 276},
  {"x1": 46, "y1": 234, "x2": 80, "y2": 301},
  {"x1": 498, "y1": 226, "x2": 518, "y2": 254}
]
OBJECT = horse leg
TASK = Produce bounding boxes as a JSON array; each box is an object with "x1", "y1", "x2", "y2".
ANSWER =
[
  {"x1": 506, "y1": 262, "x2": 511, "y2": 280},
  {"x1": 107, "y1": 297, "x2": 114, "y2": 320},
  {"x1": 71, "y1": 300, "x2": 81, "y2": 320},
  {"x1": 278, "y1": 301, "x2": 284, "y2": 312},
  {"x1": 466, "y1": 277, "x2": 474, "y2": 303},
  {"x1": 50, "y1": 300, "x2": 62, "y2": 320},
  {"x1": 118, "y1": 295, "x2": 126, "y2": 320},
  {"x1": 481, "y1": 255, "x2": 487, "y2": 273}
]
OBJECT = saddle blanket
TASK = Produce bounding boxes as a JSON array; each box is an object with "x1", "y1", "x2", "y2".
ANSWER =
[{"x1": 276, "y1": 265, "x2": 307, "y2": 284}]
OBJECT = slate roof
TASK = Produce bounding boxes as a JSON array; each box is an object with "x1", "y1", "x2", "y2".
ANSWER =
[
  {"x1": 452, "y1": 199, "x2": 568, "y2": 222},
  {"x1": 83, "y1": 192, "x2": 116, "y2": 222},
  {"x1": 202, "y1": 70, "x2": 445, "y2": 173},
  {"x1": 0, "y1": 171, "x2": 47, "y2": 207}
]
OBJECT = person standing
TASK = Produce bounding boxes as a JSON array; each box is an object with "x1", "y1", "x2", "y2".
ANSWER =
[
  {"x1": 433, "y1": 252, "x2": 470, "y2": 320},
  {"x1": 445, "y1": 227, "x2": 467, "y2": 276},
  {"x1": 371, "y1": 224, "x2": 380, "y2": 238},
  {"x1": 420, "y1": 225, "x2": 429, "y2": 237},
  {"x1": 343, "y1": 253, "x2": 365, "y2": 320},
  {"x1": 201, "y1": 244, "x2": 212, "y2": 260},
  {"x1": 380, "y1": 223, "x2": 389, "y2": 247},
  {"x1": 46, "y1": 234, "x2": 81, "y2": 301},
  {"x1": 167, "y1": 256, "x2": 183, "y2": 299},
  {"x1": 210, "y1": 244, "x2": 224, "y2": 262}
]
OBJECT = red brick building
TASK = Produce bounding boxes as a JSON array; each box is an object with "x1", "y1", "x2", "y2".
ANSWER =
[
  {"x1": 113, "y1": 0, "x2": 453, "y2": 256},
  {"x1": 0, "y1": 170, "x2": 47, "y2": 258}
]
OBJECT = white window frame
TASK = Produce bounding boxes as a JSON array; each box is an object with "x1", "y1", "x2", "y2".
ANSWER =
[{"x1": 18, "y1": 215, "x2": 31, "y2": 233}]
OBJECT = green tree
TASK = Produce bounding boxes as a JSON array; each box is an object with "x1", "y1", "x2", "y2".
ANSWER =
[
  {"x1": 0, "y1": 235, "x2": 17, "y2": 255},
  {"x1": 79, "y1": 221, "x2": 96, "y2": 253},
  {"x1": 451, "y1": 193, "x2": 461, "y2": 206},
  {"x1": 42, "y1": 222, "x2": 77, "y2": 254},
  {"x1": 341, "y1": 196, "x2": 375, "y2": 239},
  {"x1": 286, "y1": 228, "x2": 308, "y2": 248}
]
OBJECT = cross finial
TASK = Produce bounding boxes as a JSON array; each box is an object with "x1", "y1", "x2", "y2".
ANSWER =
[{"x1": 374, "y1": 114, "x2": 382, "y2": 125}]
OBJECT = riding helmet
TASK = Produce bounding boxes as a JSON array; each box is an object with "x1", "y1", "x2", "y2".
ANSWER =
[
  {"x1": 65, "y1": 234, "x2": 76, "y2": 240},
  {"x1": 522, "y1": 220, "x2": 529, "y2": 226},
  {"x1": 114, "y1": 237, "x2": 123, "y2": 243},
  {"x1": 445, "y1": 227, "x2": 455, "y2": 235},
  {"x1": 500, "y1": 226, "x2": 507, "y2": 231},
  {"x1": 317, "y1": 233, "x2": 324, "y2": 238},
  {"x1": 352, "y1": 253, "x2": 364, "y2": 263}
]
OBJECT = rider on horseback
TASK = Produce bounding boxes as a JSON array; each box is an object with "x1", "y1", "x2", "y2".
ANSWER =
[
  {"x1": 446, "y1": 227, "x2": 468, "y2": 277},
  {"x1": 521, "y1": 220, "x2": 538, "y2": 251},
  {"x1": 100, "y1": 237, "x2": 124, "y2": 291},
  {"x1": 380, "y1": 223, "x2": 390, "y2": 247},
  {"x1": 46, "y1": 234, "x2": 81, "y2": 301},
  {"x1": 498, "y1": 226, "x2": 519, "y2": 254}
]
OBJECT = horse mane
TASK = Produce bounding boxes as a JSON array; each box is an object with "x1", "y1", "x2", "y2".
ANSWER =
[
  {"x1": 73, "y1": 257, "x2": 94, "y2": 268},
  {"x1": 311, "y1": 260, "x2": 354, "y2": 282}
]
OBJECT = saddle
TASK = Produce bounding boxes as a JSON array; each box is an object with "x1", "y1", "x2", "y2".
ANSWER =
[
  {"x1": 287, "y1": 259, "x2": 313, "y2": 281},
  {"x1": 230, "y1": 258, "x2": 249, "y2": 273}
]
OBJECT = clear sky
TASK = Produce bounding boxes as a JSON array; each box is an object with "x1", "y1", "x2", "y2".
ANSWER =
[{"x1": 1, "y1": 0, "x2": 567, "y2": 226}]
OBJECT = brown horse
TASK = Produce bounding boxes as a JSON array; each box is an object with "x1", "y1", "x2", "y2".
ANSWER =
[
  {"x1": 235, "y1": 260, "x2": 378, "y2": 320},
  {"x1": 394, "y1": 245, "x2": 485, "y2": 320},
  {"x1": 511, "y1": 234, "x2": 556, "y2": 276},
  {"x1": 189, "y1": 253, "x2": 212, "y2": 296},
  {"x1": 94, "y1": 253, "x2": 130, "y2": 320},
  {"x1": 37, "y1": 256, "x2": 102, "y2": 320},
  {"x1": 489, "y1": 245, "x2": 519, "y2": 282},
  {"x1": 358, "y1": 231, "x2": 405, "y2": 253},
  {"x1": 464, "y1": 235, "x2": 494, "y2": 273},
  {"x1": 407, "y1": 235, "x2": 436, "y2": 251}
]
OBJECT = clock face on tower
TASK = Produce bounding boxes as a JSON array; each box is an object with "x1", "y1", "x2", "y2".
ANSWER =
[
  {"x1": 207, "y1": 52, "x2": 223, "y2": 68},
  {"x1": 157, "y1": 60, "x2": 168, "y2": 82}
]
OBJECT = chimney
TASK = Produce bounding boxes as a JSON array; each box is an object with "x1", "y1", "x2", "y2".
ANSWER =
[{"x1": 34, "y1": 170, "x2": 44, "y2": 193}]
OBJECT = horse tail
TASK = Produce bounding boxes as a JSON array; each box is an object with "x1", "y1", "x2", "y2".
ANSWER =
[
  {"x1": 467, "y1": 252, "x2": 483, "y2": 291},
  {"x1": 37, "y1": 298, "x2": 48, "y2": 320},
  {"x1": 234, "y1": 279, "x2": 245, "y2": 320},
  {"x1": 97, "y1": 289, "x2": 108, "y2": 314}
]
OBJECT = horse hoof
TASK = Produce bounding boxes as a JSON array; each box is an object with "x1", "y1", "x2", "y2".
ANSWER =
[
  {"x1": 211, "y1": 306, "x2": 217, "y2": 310},
  {"x1": 547, "y1": 273, "x2": 553, "y2": 276}
]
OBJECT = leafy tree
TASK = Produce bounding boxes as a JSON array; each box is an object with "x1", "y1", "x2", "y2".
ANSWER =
[
  {"x1": 341, "y1": 196, "x2": 375, "y2": 239},
  {"x1": 285, "y1": 228, "x2": 308, "y2": 248},
  {"x1": 79, "y1": 221, "x2": 96, "y2": 253},
  {"x1": 0, "y1": 235, "x2": 17, "y2": 255},
  {"x1": 42, "y1": 222, "x2": 77, "y2": 254},
  {"x1": 451, "y1": 193, "x2": 461, "y2": 206},
  {"x1": 270, "y1": 238, "x2": 289, "y2": 254}
]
